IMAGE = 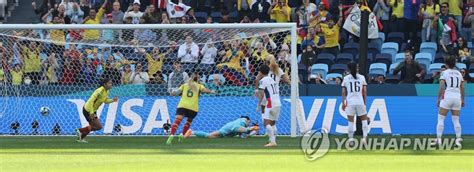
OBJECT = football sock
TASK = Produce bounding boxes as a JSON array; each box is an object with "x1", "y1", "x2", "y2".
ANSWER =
[
  {"x1": 182, "y1": 119, "x2": 192, "y2": 135},
  {"x1": 362, "y1": 120, "x2": 368, "y2": 138},
  {"x1": 272, "y1": 125, "x2": 277, "y2": 135},
  {"x1": 170, "y1": 118, "x2": 182, "y2": 135},
  {"x1": 348, "y1": 122, "x2": 354, "y2": 139},
  {"x1": 266, "y1": 125, "x2": 276, "y2": 144},
  {"x1": 79, "y1": 126, "x2": 91, "y2": 139},
  {"x1": 437, "y1": 114, "x2": 445, "y2": 139},
  {"x1": 452, "y1": 116, "x2": 461, "y2": 138}
]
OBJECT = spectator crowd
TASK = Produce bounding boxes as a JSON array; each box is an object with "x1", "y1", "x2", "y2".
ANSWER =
[{"x1": 0, "y1": 0, "x2": 473, "y2": 89}]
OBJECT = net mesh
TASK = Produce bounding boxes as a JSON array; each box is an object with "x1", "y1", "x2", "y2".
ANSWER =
[{"x1": 0, "y1": 25, "x2": 294, "y2": 135}]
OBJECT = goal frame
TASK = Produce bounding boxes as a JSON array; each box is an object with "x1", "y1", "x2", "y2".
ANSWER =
[{"x1": 0, "y1": 23, "x2": 300, "y2": 137}]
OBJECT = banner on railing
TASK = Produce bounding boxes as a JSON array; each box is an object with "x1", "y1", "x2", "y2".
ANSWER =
[{"x1": 0, "y1": 97, "x2": 472, "y2": 135}]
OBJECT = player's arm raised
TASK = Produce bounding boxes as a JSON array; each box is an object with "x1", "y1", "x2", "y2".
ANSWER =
[
  {"x1": 437, "y1": 79, "x2": 446, "y2": 107},
  {"x1": 254, "y1": 73, "x2": 263, "y2": 96},
  {"x1": 281, "y1": 73, "x2": 291, "y2": 84}
]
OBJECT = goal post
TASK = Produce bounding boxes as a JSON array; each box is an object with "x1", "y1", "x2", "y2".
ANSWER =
[{"x1": 0, "y1": 23, "x2": 302, "y2": 137}]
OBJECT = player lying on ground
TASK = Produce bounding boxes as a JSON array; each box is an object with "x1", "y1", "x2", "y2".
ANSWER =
[
  {"x1": 167, "y1": 72, "x2": 216, "y2": 145},
  {"x1": 436, "y1": 55, "x2": 465, "y2": 146},
  {"x1": 185, "y1": 116, "x2": 260, "y2": 138},
  {"x1": 76, "y1": 78, "x2": 118, "y2": 143}
]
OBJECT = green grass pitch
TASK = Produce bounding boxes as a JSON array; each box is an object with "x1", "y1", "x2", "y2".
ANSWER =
[{"x1": 1, "y1": 135, "x2": 473, "y2": 172}]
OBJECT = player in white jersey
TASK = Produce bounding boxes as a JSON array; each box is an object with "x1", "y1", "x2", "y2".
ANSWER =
[
  {"x1": 436, "y1": 56, "x2": 465, "y2": 146},
  {"x1": 257, "y1": 64, "x2": 281, "y2": 147},
  {"x1": 254, "y1": 55, "x2": 290, "y2": 136},
  {"x1": 341, "y1": 62, "x2": 369, "y2": 145}
]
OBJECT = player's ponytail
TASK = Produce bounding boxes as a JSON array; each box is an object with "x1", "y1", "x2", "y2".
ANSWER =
[
  {"x1": 347, "y1": 62, "x2": 358, "y2": 79},
  {"x1": 187, "y1": 72, "x2": 199, "y2": 92},
  {"x1": 267, "y1": 55, "x2": 280, "y2": 76}
]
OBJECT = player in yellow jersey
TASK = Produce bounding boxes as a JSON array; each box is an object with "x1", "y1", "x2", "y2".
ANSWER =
[
  {"x1": 76, "y1": 78, "x2": 118, "y2": 143},
  {"x1": 166, "y1": 72, "x2": 216, "y2": 145}
]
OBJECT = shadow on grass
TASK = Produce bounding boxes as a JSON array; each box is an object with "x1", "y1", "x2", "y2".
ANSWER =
[{"x1": 1, "y1": 135, "x2": 474, "y2": 151}]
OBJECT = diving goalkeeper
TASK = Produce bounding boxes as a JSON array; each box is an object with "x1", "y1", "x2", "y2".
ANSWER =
[{"x1": 184, "y1": 116, "x2": 259, "y2": 138}]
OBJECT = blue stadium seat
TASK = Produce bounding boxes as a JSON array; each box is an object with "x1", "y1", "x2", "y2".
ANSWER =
[
  {"x1": 329, "y1": 64, "x2": 348, "y2": 74},
  {"x1": 342, "y1": 42, "x2": 359, "y2": 57},
  {"x1": 381, "y1": 42, "x2": 399, "y2": 62},
  {"x1": 370, "y1": 39, "x2": 383, "y2": 48},
  {"x1": 368, "y1": 42, "x2": 381, "y2": 55},
  {"x1": 419, "y1": 63, "x2": 427, "y2": 73},
  {"x1": 386, "y1": 32, "x2": 404, "y2": 47},
  {"x1": 415, "y1": 52, "x2": 433, "y2": 61},
  {"x1": 229, "y1": 11, "x2": 238, "y2": 18},
  {"x1": 210, "y1": 11, "x2": 222, "y2": 18},
  {"x1": 311, "y1": 64, "x2": 329, "y2": 79},
  {"x1": 298, "y1": 63, "x2": 308, "y2": 79},
  {"x1": 374, "y1": 53, "x2": 392, "y2": 68},
  {"x1": 326, "y1": 73, "x2": 343, "y2": 80},
  {"x1": 195, "y1": 11, "x2": 208, "y2": 23},
  {"x1": 336, "y1": 53, "x2": 353, "y2": 64},
  {"x1": 369, "y1": 63, "x2": 388, "y2": 76},
  {"x1": 420, "y1": 42, "x2": 437, "y2": 59},
  {"x1": 429, "y1": 63, "x2": 445, "y2": 73},
  {"x1": 394, "y1": 53, "x2": 405, "y2": 63},
  {"x1": 316, "y1": 53, "x2": 335, "y2": 67},
  {"x1": 378, "y1": 32, "x2": 385, "y2": 42},
  {"x1": 468, "y1": 41, "x2": 473, "y2": 48},
  {"x1": 355, "y1": 53, "x2": 374, "y2": 63},
  {"x1": 434, "y1": 52, "x2": 446, "y2": 63},
  {"x1": 415, "y1": 53, "x2": 432, "y2": 72},
  {"x1": 456, "y1": 63, "x2": 467, "y2": 70},
  {"x1": 210, "y1": 12, "x2": 222, "y2": 22},
  {"x1": 389, "y1": 63, "x2": 399, "y2": 74}
]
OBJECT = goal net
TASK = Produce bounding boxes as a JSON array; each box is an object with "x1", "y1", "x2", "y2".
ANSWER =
[{"x1": 0, "y1": 24, "x2": 300, "y2": 136}]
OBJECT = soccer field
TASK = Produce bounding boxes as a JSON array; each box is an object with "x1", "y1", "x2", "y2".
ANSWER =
[{"x1": 1, "y1": 136, "x2": 473, "y2": 172}]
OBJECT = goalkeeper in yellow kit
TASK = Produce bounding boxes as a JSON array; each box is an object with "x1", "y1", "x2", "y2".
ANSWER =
[{"x1": 75, "y1": 78, "x2": 118, "y2": 143}]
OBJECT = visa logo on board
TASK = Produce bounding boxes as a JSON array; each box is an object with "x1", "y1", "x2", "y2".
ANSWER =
[
  {"x1": 285, "y1": 98, "x2": 392, "y2": 134},
  {"x1": 68, "y1": 99, "x2": 171, "y2": 134},
  {"x1": 67, "y1": 98, "x2": 391, "y2": 135}
]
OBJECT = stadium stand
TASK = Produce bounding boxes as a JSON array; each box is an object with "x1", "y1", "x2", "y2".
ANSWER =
[{"x1": 0, "y1": 0, "x2": 472, "y2": 86}]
